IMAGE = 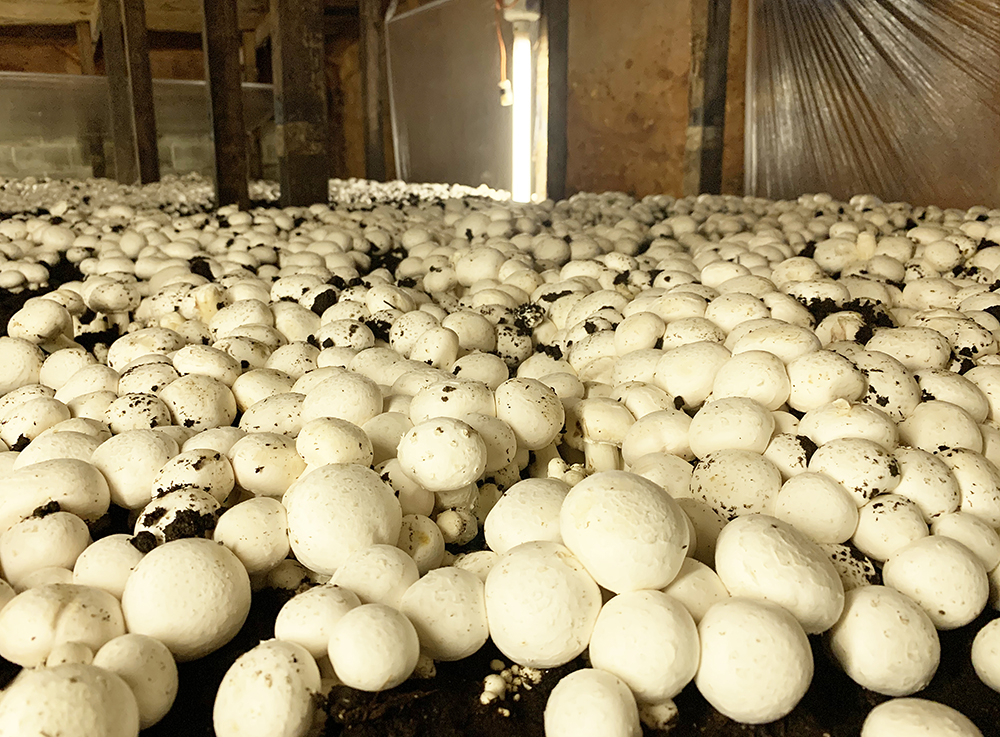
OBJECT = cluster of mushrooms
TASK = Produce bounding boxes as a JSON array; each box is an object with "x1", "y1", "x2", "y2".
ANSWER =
[{"x1": 0, "y1": 173, "x2": 998, "y2": 737}]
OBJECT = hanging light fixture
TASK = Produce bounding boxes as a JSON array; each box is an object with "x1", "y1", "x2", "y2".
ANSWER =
[{"x1": 501, "y1": 0, "x2": 540, "y2": 203}]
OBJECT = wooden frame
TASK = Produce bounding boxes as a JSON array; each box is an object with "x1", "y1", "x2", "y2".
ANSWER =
[{"x1": 684, "y1": 0, "x2": 731, "y2": 196}]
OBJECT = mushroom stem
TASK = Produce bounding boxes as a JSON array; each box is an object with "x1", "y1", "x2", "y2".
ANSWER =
[{"x1": 584, "y1": 442, "x2": 621, "y2": 473}]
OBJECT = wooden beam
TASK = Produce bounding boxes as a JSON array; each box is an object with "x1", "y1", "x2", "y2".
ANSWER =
[
  {"x1": 99, "y1": 0, "x2": 138, "y2": 184},
  {"x1": 359, "y1": 0, "x2": 385, "y2": 181},
  {"x1": 544, "y1": 0, "x2": 568, "y2": 202},
  {"x1": 75, "y1": 20, "x2": 107, "y2": 179},
  {"x1": 202, "y1": 0, "x2": 250, "y2": 208},
  {"x1": 683, "y1": 0, "x2": 731, "y2": 196},
  {"x1": 0, "y1": 0, "x2": 92, "y2": 25},
  {"x1": 121, "y1": 0, "x2": 160, "y2": 184},
  {"x1": 271, "y1": 0, "x2": 329, "y2": 206}
]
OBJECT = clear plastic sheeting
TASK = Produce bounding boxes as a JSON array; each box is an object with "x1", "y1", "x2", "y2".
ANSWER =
[
  {"x1": 746, "y1": 0, "x2": 1000, "y2": 210},
  {"x1": 386, "y1": 0, "x2": 514, "y2": 192}
]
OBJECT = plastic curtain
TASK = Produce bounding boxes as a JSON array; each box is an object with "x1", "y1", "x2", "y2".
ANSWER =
[{"x1": 746, "y1": 0, "x2": 1000, "y2": 209}]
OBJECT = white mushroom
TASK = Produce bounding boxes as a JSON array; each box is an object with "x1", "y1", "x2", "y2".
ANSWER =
[
  {"x1": 808, "y1": 437, "x2": 901, "y2": 506},
  {"x1": 861, "y1": 698, "x2": 983, "y2": 737},
  {"x1": 852, "y1": 494, "x2": 929, "y2": 562},
  {"x1": 330, "y1": 543, "x2": 419, "y2": 609},
  {"x1": 274, "y1": 584, "x2": 361, "y2": 660},
  {"x1": 213, "y1": 496, "x2": 290, "y2": 575},
  {"x1": 327, "y1": 603, "x2": 420, "y2": 691},
  {"x1": 396, "y1": 417, "x2": 488, "y2": 492},
  {"x1": 689, "y1": 449, "x2": 783, "y2": 520},
  {"x1": 214, "y1": 639, "x2": 321, "y2": 737},
  {"x1": 89, "y1": 429, "x2": 178, "y2": 510},
  {"x1": 493, "y1": 377, "x2": 565, "y2": 451},
  {"x1": 661, "y1": 556, "x2": 730, "y2": 624},
  {"x1": 544, "y1": 669, "x2": 641, "y2": 737},
  {"x1": 773, "y1": 472, "x2": 859, "y2": 544},
  {"x1": 930, "y1": 511, "x2": 1000, "y2": 571},
  {"x1": 695, "y1": 597, "x2": 813, "y2": 724},
  {"x1": 688, "y1": 396, "x2": 775, "y2": 458},
  {"x1": 295, "y1": 417, "x2": 373, "y2": 467},
  {"x1": 0, "y1": 458, "x2": 111, "y2": 534},
  {"x1": 158, "y1": 373, "x2": 237, "y2": 431},
  {"x1": 121, "y1": 538, "x2": 251, "y2": 661},
  {"x1": 972, "y1": 619, "x2": 1000, "y2": 693},
  {"x1": 93, "y1": 633, "x2": 179, "y2": 729},
  {"x1": 399, "y1": 566, "x2": 489, "y2": 661},
  {"x1": 229, "y1": 432, "x2": 305, "y2": 498},
  {"x1": 827, "y1": 585, "x2": 940, "y2": 696},
  {"x1": 0, "y1": 510, "x2": 91, "y2": 591},
  {"x1": 72, "y1": 533, "x2": 146, "y2": 599}
]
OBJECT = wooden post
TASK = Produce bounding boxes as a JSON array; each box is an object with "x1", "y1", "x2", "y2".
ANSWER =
[
  {"x1": 684, "y1": 0, "x2": 731, "y2": 196},
  {"x1": 202, "y1": 0, "x2": 251, "y2": 209},
  {"x1": 75, "y1": 20, "x2": 107, "y2": 179},
  {"x1": 544, "y1": 0, "x2": 568, "y2": 202},
  {"x1": 99, "y1": 0, "x2": 138, "y2": 184},
  {"x1": 120, "y1": 0, "x2": 160, "y2": 183},
  {"x1": 270, "y1": 0, "x2": 330, "y2": 206},
  {"x1": 243, "y1": 29, "x2": 264, "y2": 182},
  {"x1": 359, "y1": 0, "x2": 385, "y2": 181}
]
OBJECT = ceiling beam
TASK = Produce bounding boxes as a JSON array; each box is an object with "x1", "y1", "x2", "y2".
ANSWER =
[{"x1": 2, "y1": 0, "x2": 278, "y2": 32}]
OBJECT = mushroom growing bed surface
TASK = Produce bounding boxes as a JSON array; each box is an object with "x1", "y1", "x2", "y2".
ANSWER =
[{"x1": 0, "y1": 174, "x2": 998, "y2": 737}]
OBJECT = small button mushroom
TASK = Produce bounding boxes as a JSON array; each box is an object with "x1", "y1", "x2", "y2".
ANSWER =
[
  {"x1": 899, "y1": 400, "x2": 983, "y2": 454},
  {"x1": 936, "y1": 448, "x2": 1000, "y2": 528},
  {"x1": 361, "y1": 412, "x2": 411, "y2": 466},
  {"x1": 711, "y1": 350, "x2": 790, "y2": 410},
  {"x1": 330, "y1": 543, "x2": 419, "y2": 609},
  {"x1": 238, "y1": 392, "x2": 305, "y2": 437},
  {"x1": 808, "y1": 437, "x2": 901, "y2": 507},
  {"x1": 299, "y1": 368, "x2": 383, "y2": 427},
  {"x1": 396, "y1": 418, "x2": 488, "y2": 492},
  {"x1": 0, "y1": 510, "x2": 91, "y2": 591},
  {"x1": 589, "y1": 590, "x2": 699, "y2": 703},
  {"x1": 377, "y1": 458, "x2": 435, "y2": 516},
  {"x1": 158, "y1": 373, "x2": 237, "y2": 431},
  {"x1": 0, "y1": 337, "x2": 45, "y2": 395},
  {"x1": 695, "y1": 598, "x2": 813, "y2": 724},
  {"x1": 661, "y1": 557, "x2": 730, "y2": 624},
  {"x1": 93, "y1": 633, "x2": 179, "y2": 729},
  {"x1": 560, "y1": 471, "x2": 689, "y2": 592},
  {"x1": 283, "y1": 463, "x2": 402, "y2": 576},
  {"x1": 785, "y1": 349, "x2": 866, "y2": 412},
  {"x1": 182, "y1": 426, "x2": 247, "y2": 455},
  {"x1": 773, "y1": 472, "x2": 859, "y2": 544},
  {"x1": 715, "y1": 515, "x2": 845, "y2": 634},
  {"x1": 151, "y1": 448, "x2": 235, "y2": 503},
  {"x1": 0, "y1": 458, "x2": 111, "y2": 534},
  {"x1": 853, "y1": 494, "x2": 929, "y2": 562},
  {"x1": 484, "y1": 477, "x2": 569, "y2": 555},
  {"x1": 891, "y1": 446, "x2": 961, "y2": 520},
  {"x1": 408, "y1": 379, "x2": 495, "y2": 423},
  {"x1": 621, "y1": 409, "x2": 694, "y2": 464},
  {"x1": 213, "y1": 496, "x2": 289, "y2": 575},
  {"x1": 134, "y1": 488, "x2": 221, "y2": 544},
  {"x1": 13, "y1": 429, "x2": 100, "y2": 468},
  {"x1": 400, "y1": 566, "x2": 489, "y2": 661},
  {"x1": 396, "y1": 513, "x2": 446, "y2": 574},
  {"x1": 827, "y1": 585, "x2": 940, "y2": 696},
  {"x1": 689, "y1": 449, "x2": 783, "y2": 520},
  {"x1": 296, "y1": 416, "x2": 373, "y2": 468},
  {"x1": 105, "y1": 327, "x2": 186, "y2": 373},
  {"x1": 628, "y1": 452, "x2": 693, "y2": 500},
  {"x1": 930, "y1": 512, "x2": 1000, "y2": 571},
  {"x1": 0, "y1": 663, "x2": 139, "y2": 737},
  {"x1": 544, "y1": 668, "x2": 641, "y2": 737},
  {"x1": 117, "y1": 360, "x2": 180, "y2": 396},
  {"x1": 882, "y1": 535, "x2": 989, "y2": 630},
  {"x1": 866, "y1": 326, "x2": 952, "y2": 371},
  {"x1": 861, "y1": 698, "x2": 983, "y2": 737},
  {"x1": 435, "y1": 507, "x2": 479, "y2": 545},
  {"x1": 972, "y1": 619, "x2": 1000, "y2": 693},
  {"x1": 796, "y1": 399, "x2": 898, "y2": 449},
  {"x1": 0, "y1": 395, "x2": 72, "y2": 449},
  {"x1": 8, "y1": 297, "x2": 74, "y2": 345},
  {"x1": 122, "y1": 538, "x2": 251, "y2": 662},
  {"x1": 214, "y1": 639, "x2": 321, "y2": 737},
  {"x1": 493, "y1": 378, "x2": 566, "y2": 451},
  {"x1": 915, "y1": 368, "x2": 990, "y2": 423},
  {"x1": 562, "y1": 397, "x2": 635, "y2": 472},
  {"x1": 265, "y1": 342, "x2": 320, "y2": 380},
  {"x1": 450, "y1": 351, "x2": 510, "y2": 391},
  {"x1": 104, "y1": 392, "x2": 172, "y2": 433},
  {"x1": 484, "y1": 541, "x2": 601, "y2": 668},
  {"x1": 688, "y1": 397, "x2": 775, "y2": 458},
  {"x1": 72, "y1": 533, "x2": 146, "y2": 599},
  {"x1": 0, "y1": 583, "x2": 126, "y2": 666},
  {"x1": 652, "y1": 341, "x2": 730, "y2": 410},
  {"x1": 40, "y1": 346, "x2": 97, "y2": 391},
  {"x1": 327, "y1": 603, "x2": 420, "y2": 691},
  {"x1": 90, "y1": 429, "x2": 179, "y2": 510},
  {"x1": 229, "y1": 432, "x2": 305, "y2": 498},
  {"x1": 274, "y1": 583, "x2": 361, "y2": 660}
]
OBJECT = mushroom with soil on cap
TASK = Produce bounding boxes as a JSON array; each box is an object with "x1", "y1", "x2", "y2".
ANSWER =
[{"x1": 0, "y1": 509, "x2": 91, "y2": 591}]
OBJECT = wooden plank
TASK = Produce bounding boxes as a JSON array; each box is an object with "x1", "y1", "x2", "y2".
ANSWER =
[
  {"x1": 202, "y1": 0, "x2": 250, "y2": 208},
  {"x1": 0, "y1": 0, "x2": 92, "y2": 25},
  {"x1": 359, "y1": 0, "x2": 385, "y2": 181},
  {"x1": 99, "y1": 0, "x2": 138, "y2": 184},
  {"x1": 75, "y1": 20, "x2": 108, "y2": 179},
  {"x1": 544, "y1": 0, "x2": 568, "y2": 202},
  {"x1": 683, "y1": 0, "x2": 731, "y2": 196},
  {"x1": 271, "y1": 0, "x2": 329, "y2": 206},
  {"x1": 2, "y1": 0, "x2": 274, "y2": 30},
  {"x1": 121, "y1": 0, "x2": 160, "y2": 184}
]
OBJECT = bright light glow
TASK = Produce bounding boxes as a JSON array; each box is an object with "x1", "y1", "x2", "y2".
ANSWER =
[{"x1": 511, "y1": 27, "x2": 532, "y2": 203}]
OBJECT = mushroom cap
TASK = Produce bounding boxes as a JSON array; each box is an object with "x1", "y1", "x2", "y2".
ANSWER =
[
  {"x1": 543, "y1": 668, "x2": 641, "y2": 737},
  {"x1": 282, "y1": 463, "x2": 402, "y2": 575},
  {"x1": 72, "y1": 533, "x2": 146, "y2": 599},
  {"x1": 785, "y1": 349, "x2": 866, "y2": 412},
  {"x1": 589, "y1": 590, "x2": 699, "y2": 702},
  {"x1": 229, "y1": 432, "x2": 305, "y2": 499},
  {"x1": 689, "y1": 449, "x2": 783, "y2": 520},
  {"x1": 773, "y1": 472, "x2": 859, "y2": 544},
  {"x1": 560, "y1": 471, "x2": 690, "y2": 592},
  {"x1": 882, "y1": 535, "x2": 989, "y2": 630},
  {"x1": 493, "y1": 378, "x2": 565, "y2": 451},
  {"x1": 399, "y1": 566, "x2": 489, "y2": 661},
  {"x1": 213, "y1": 496, "x2": 290, "y2": 575},
  {"x1": 695, "y1": 597, "x2": 813, "y2": 724},
  {"x1": 827, "y1": 585, "x2": 940, "y2": 696},
  {"x1": 0, "y1": 458, "x2": 111, "y2": 534},
  {"x1": 151, "y1": 448, "x2": 235, "y2": 503},
  {"x1": 299, "y1": 368, "x2": 383, "y2": 427},
  {"x1": 711, "y1": 350, "x2": 790, "y2": 411},
  {"x1": 484, "y1": 541, "x2": 601, "y2": 668},
  {"x1": 891, "y1": 446, "x2": 961, "y2": 520},
  {"x1": 852, "y1": 494, "x2": 929, "y2": 562},
  {"x1": 93, "y1": 633, "x2": 179, "y2": 729},
  {"x1": 484, "y1": 477, "x2": 569, "y2": 555},
  {"x1": 861, "y1": 698, "x2": 983, "y2": 737},
  {"x1": 396, "y1": 417, "x2": 488, "y2": 492},
  {"x1": 688, "y1": 396, "x2": 775, "y2": 458},
  {"x1": 972, "y1": 619, "x2": 1000, "y2": 694},
  {"x1": 90, "y1": 430, "x2": 178, "y2": 510},
  {"x1": 327, "y1": 603, "x2": 420, "y2": 692},
  {"x1": 714, "y1": 515, "x2": 845, "y2": 634},
  {"x1": 121, "y1": 538, "x2": 251, "y2": 662},
  {"x1": 330, "y1": 544, "x2": 420, "y2": 609},
  {"x1": 214, "y1": 639, "x2": 321, "y2": 737},
  {"x1": 134, "y1": 487, "x2": 220, "y2": 544},
  {"x1": 661, "y1": 556, "x2": 730, "y2": 624},
  {"x1": 0, "y1": 663, "x2": 140, "y2": 737},
  {"x1": 899, "y1": 400, "x2": 983, "y2": 454},
  {"x1": 0, "y1": 510, "x2": 91, "y2": 591},
  {"x1": 274, "y1": 584, "x2": 361, "y2": 660},
  {"x1": 930, "y1": 511, "x2": 1000, "y2": 571}
]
